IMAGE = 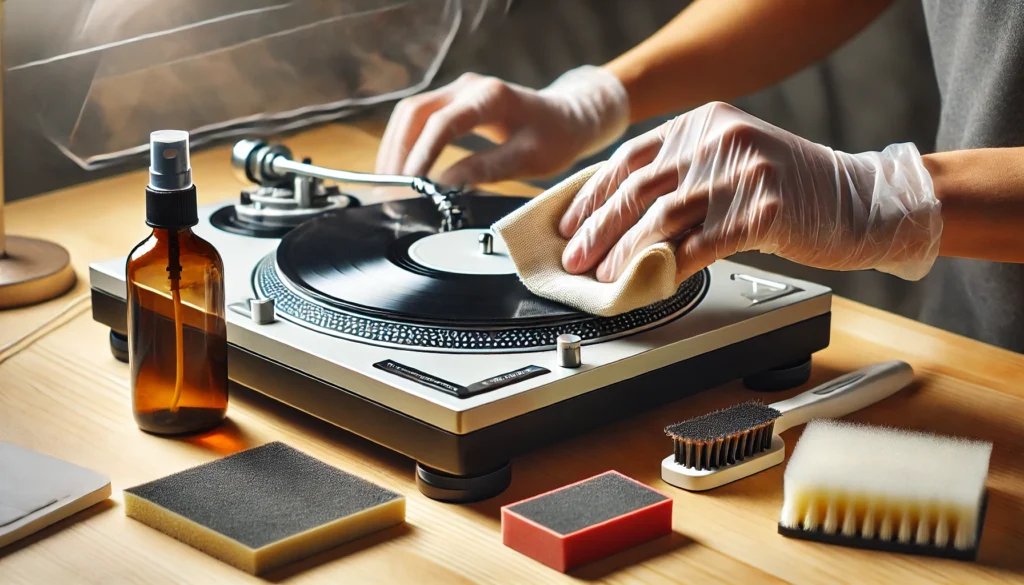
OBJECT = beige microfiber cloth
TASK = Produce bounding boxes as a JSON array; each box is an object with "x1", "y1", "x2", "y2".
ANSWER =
[{"x1": 492, "y1": 163, "x2": 679, "y2": 317}]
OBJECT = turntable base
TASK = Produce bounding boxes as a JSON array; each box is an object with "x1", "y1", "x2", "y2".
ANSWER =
[{"x1": 89, "y1": 192, "x2": 831, "y2": 502}]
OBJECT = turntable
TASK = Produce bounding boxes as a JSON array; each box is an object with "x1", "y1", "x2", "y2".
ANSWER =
[{"x1": 89, "y1": 140, "x2": 832, "y2": 503}]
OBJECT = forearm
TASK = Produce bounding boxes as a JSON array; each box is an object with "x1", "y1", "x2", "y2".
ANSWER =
[
  {"x1": 922, "y1": 148, "x2": 1024, "y2": 263},
  {"x1": 604, "y1": 0, "x2": 895, "y2": 123}
]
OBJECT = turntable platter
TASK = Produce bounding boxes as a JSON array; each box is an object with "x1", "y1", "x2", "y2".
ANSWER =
[{"x1": 254, "y1": 194, "x2": 709, "y2": 353}]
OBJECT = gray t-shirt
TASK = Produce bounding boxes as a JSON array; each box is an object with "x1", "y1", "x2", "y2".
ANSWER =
[{"x1": 916, "y1": 1, "x2": 1024, "y2": 352}]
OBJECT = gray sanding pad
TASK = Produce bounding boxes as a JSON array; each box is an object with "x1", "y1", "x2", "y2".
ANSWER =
[
  {"x1": 124, "y1": 441, "x2": 405, "y2": 574},
  {"x1": 508, "y1": 472, "x2": 667, "y2": 534},
  {"x1": 0, "y1": 442, "x2": 111, "y2": 549}
]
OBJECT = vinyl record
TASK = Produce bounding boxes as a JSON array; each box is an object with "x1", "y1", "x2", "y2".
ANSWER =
[
  {"x1": 274, "y1": 194, "x2": 578, "y2": 326},
  {"x1": 260, "y1": 192, "x2": 710, "y2": 352}
]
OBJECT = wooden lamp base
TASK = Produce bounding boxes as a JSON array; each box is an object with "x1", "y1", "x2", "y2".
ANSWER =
[{"x1": 0, "y1": 236, "x2": 76, "y2": 309}]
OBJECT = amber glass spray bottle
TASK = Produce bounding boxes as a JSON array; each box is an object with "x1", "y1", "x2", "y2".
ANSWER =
[{"x1": 126, "y1": 130, "x2": 227, "y2": 434}]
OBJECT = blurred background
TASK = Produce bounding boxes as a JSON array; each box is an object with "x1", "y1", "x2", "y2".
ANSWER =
[{"x1": 5, "y1": 0, "x2": 940, "y2": 319}]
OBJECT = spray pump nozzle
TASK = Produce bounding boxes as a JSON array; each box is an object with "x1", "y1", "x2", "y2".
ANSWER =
[{"x1": 149, "y1": 130, "x2": 193, "y2": 191}]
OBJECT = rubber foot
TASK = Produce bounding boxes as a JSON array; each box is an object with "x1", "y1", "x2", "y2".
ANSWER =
[
  {"x1": 110, "y1": 330, "x2": 129, "y2": 363},
  {"x1": 743, "y1": 357, "x2": 812, "y2": 392},
  {"x1": 416, "y1": 462, "x2": 511, "y2": 503}
]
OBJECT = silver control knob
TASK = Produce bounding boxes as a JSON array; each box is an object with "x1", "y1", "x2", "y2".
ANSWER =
[
  {"x1": 556, "y1": 334, "x2": 582, "y2": 368},
  {"x1": 250, "y1": 298, "x2": 276, "y2": 325},
  {"x1": 479, "y1": 232, "x2": 494, "y2": 255}
]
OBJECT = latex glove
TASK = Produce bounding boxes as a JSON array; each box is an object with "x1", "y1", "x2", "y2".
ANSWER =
[
  {"x1": 558, "y1": 102, "x2": 942, "y2": 283},
  {"x1": 375, "y1": 66, "x2": 630, "y2": 186}
]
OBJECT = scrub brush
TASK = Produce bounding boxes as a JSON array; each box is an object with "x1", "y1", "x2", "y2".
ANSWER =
[
  {"x1": 661, "y1": 361, "x2": 913, "y2": 491},
  {"x1": 779, "y1": 419, "x2": 991, "y2": 560}
]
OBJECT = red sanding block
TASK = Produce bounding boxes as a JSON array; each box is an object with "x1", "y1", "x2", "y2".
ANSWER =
[{"x1": 501, "y1": 471, "x2": 673, "y2": 572}]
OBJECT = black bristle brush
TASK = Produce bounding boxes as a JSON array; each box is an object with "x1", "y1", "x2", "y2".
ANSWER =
[
  {"x1": 666, "y1": 401, "x2": 780, "y2": 471},
  {"x1": 660, "y1": 361, "x2": 913, "y2": 491}
]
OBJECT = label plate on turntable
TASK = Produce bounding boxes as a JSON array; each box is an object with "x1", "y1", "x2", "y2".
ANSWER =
[{"x1": 373, "y1": 360, "x2": 549, "y2": 398}]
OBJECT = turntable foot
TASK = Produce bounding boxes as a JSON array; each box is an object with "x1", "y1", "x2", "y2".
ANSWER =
[
  {"x1": 109, "y1": 329, "x2": 129, "y2": 363},
  {"x1": 415, "y1": 461, "x2": 512, "y2": 503},
  {"x1": 743, "y1": 356, "x2": 812, "y2": 392}
]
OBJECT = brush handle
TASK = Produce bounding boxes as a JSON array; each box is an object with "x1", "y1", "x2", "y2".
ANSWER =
[{"x1": 771, "y1": 361, "x2": 913, "y2": 434}]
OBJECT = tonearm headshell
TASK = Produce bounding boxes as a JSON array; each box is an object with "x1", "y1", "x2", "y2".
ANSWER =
[{"x1": 228, "y1": 139, "x2": 465, "y2": 232}]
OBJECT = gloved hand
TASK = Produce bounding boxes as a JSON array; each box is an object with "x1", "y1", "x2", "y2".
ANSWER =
[
  {"x1": 375, "y1": 66, "x2": 630, "y2": 186},
  {"x1": 558, "y1": 102, "x2": 942, "y2": 284}
]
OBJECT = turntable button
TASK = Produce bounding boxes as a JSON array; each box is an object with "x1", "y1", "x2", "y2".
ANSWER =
[
  {"x1": 250, "y1": 298, "x2": 276, "y2": 325},
  {"x1": 557, "y1": 334, "x2": 582, "y2": 368}
]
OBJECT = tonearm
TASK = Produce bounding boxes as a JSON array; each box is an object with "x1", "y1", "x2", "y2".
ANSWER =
[{"x1": 230, "y1": 139, "x2": 465, "y2": 231}]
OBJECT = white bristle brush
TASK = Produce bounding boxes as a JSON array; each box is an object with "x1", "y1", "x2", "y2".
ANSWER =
[
  {"x1": 779, "y1": 419, "x2": 992, "y2": 560},
  {"x1": 661, "y1": 361, "x2": 914, "y2": 491}
]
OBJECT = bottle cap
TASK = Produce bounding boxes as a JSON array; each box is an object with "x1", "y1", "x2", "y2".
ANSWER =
[
  {"x1": 145, "y1": 130, "x2": 198, "y2": 229},
  {"x1": 149, "y1": 130, "x2": 193, "y2": 191}
]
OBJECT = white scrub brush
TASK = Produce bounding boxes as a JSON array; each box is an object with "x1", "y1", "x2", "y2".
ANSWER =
[{"x1": 779, "y1": 419, "x2": 992, "y2": 560}]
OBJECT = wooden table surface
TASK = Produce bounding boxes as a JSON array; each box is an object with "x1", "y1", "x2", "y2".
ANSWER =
[{"x1": 2, "y1": 122, "x2": 1024, "y2": 585}]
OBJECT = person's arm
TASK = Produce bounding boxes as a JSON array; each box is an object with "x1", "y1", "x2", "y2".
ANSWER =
[
  {"x1": 377, "y1": 0, "x2": 896, "y2": 186},
  {"x1": 605, "y1": 0, "x2": 896, "y2": 122},
  {"x1": 923, "y1": 149, "x2": 1024, "y2": 263}
]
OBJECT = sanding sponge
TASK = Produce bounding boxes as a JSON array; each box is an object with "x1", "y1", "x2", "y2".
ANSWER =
[
  {"x1": 124, "y1": 442, "x2": 405, "y2": 574},
  {"x1": 501, "y1": 471, "x2": 672, "y2": 572},
  {"x1": 779, "y1": 420, "x2": 992, "y2": 560}
]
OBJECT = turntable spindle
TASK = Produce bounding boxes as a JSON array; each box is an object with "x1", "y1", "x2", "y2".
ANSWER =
[{"x1": 479, "y1": 232, "x2": 494, "y2": 255}]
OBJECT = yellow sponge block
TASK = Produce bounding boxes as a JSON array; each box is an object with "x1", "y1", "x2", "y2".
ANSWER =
[{"x1": 124, "y1": 442, "x2": 405, "y2": 575}]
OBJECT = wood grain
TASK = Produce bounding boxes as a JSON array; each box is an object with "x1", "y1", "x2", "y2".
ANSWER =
[{"x1": 2, "y1": 122, "x2": 1024, "y2": 584}]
